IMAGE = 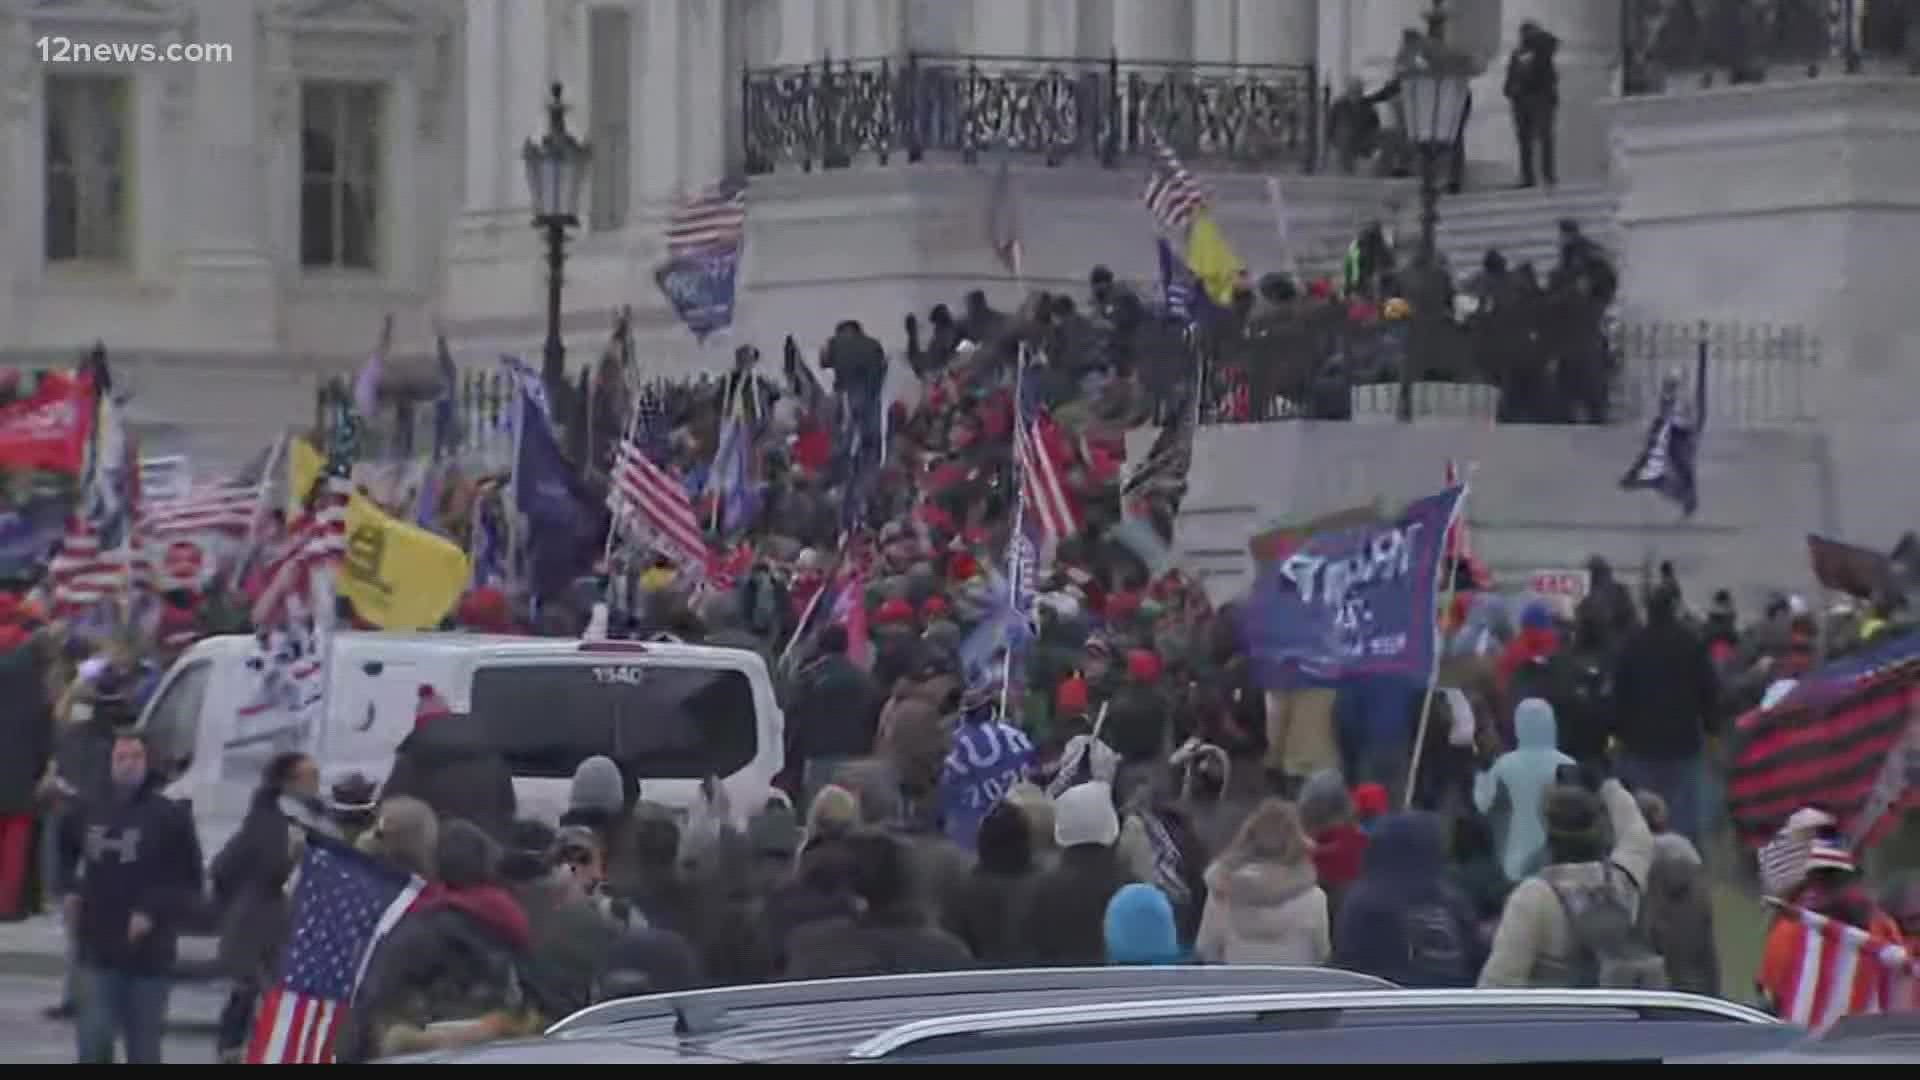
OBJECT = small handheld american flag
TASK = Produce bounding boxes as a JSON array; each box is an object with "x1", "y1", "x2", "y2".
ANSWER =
[{"x1": 246, "y1": 835, "x2": 425, "y2": 1064}]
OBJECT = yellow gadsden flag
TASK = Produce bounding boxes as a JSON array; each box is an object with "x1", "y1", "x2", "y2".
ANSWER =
[
  {"x1": 1183, "y1": 209, "x2": 1245, "y2": 306},
  {"x1": 286, "y1": 439, "x2": 469, "y2": 630},
  {"x1": 287, "y1": 437, "x2": 325, "y2": 515}
]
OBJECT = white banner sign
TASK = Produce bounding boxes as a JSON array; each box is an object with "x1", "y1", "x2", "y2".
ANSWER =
[{"x1": 139, "y1": 455, "x2": 192, "y2": 504}]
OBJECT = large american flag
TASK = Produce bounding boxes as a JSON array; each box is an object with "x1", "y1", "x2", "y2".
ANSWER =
[
  {"x1": 1768, "y1": 902, "x2": 1920, "y2": 1032},
  {"x1": 609, "y1": 437, "x2": 709, "y2": 573},
  {"x1": 143, "y1": 480, "x2": 260, "y2": 540},
  {"x1": 48, "y1": 515, "x2": 150, "y2": 620},
  {"x1": 246, "y1": 836, "x2": 425, "y2": 1064},
  {"x1": 250, "y1": 475, "x2": 352, "y2": 631},
  {"x1": 665, "y1": 177, "x2": 747, "y2": 257},
  {"x1": 1015, "y1": 362, "x2": 1082, "y2": 547},
  {"x1": 1143, "y1": 129, "x2": 1206, "y2": 235}
]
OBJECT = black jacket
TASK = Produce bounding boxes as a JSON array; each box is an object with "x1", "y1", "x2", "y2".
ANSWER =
[
  {"x1": 59, "y1": 779, "x2": 205, "y2": 975},
  {"x1": 785, "y1": 904, "x2": 974, "y2": 981},
  {"x1": 1612, "y1": 620, "x2": 1720, "y2": 760},
  {"x1": 381, "y1": 719, "x2": 517, "y2": 841},
  {"x1": 942, "y1": 866, "x2": 1038, "y2": 965},
  {"x1": 1503, "y1": 28, "x2": 1560, "y2": 105},
  {"x1": 210, "y1": 786, "x2": 297, "y2": 980},
  {"x1": 820, "y1": 331, "x2": 887, "y2": 400},
  {"x1": 787, "y1": 653, "x2": 880, "y2": 760},
  {"x1": 1016, "y1": 844, "x2": 1135, "y2": 966},
  {"x1": 1103, "y1": 684, "x2": 1169, "y2": 764},
  {"x1": 0, "y1": 641, "x2": 51, "y2": 816}
]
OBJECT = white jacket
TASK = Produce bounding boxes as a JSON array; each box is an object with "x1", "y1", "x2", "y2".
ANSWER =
[{"x1": 1195, "y1": 857, "x2": 1330, "y2": 966}]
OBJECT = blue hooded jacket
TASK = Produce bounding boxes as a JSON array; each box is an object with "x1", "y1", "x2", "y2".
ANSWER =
[
  {"x1": 1331, "y1": 812, "x2": 1484, "y2": 987},
  {"x1": 1474, "y1": 698, "x2": 1573, "y2": 881},
  {"x1": 1104, "y1": 883, "x2": 1188, "y2": 966}
]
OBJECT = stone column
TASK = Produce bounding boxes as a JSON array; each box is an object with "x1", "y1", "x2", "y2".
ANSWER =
[
  {"x1": 775, "y1": 0, "x2": 819, "y2": 64},
  {"x1": 1468, "y1": 0, "x2": 1621, "y2": 185},
  {"x1": 814, "y1": 0, "x2": 853, "y2": 58},
  {"x1": 635, "y1": 0, "x2": 684, "y2": 203},
  {"x1": 1238, "y1": 0, "x2": 1317, "y2": 67},
  {"x1": 1113, "y1": 0, "x2": 1190, "y2": 61},
  {"x1": 681, "y1": 0, "x2": 729, "y2": 186},
  {"x1": 1192, "y1": 0, "x2": 1235, "y2": 63},
  {"x1": 972, "y1": 0, "x2": 1035, "y2": 56},
  {"x1": 849, "y1": 0, "x2": 902, "y2": 57},
  {"x1": 181, "y1": 0, "x2": 272, "y2": 342},
  {"x1": 1355, "y1": 0, "x2": 1428, "y2": 87},
  {"x1": 462, "y1": 0, "x2": 501, "y2": 213},
  {"x1": 504, "y1": 0, "x2": 550, "y2": 214}
]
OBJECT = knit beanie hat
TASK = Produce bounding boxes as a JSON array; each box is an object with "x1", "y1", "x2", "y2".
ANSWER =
[
  {"x1": 1543, "y1": 784, "x2": 1605, "y2": 850},
  {"x1": 415, "y1": 684, "x2": 453, "y2": 729},
  {"x1": 1054, "y1": 781, "x2": 1120, "y2": 849},
  {"x1": 568, "y1": 755, "x2": 625, "y2": 816}
]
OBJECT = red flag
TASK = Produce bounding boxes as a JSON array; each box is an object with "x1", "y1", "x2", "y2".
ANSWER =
[{"x1": 0, "y1": 372, "x2": 93, "y2": 474}]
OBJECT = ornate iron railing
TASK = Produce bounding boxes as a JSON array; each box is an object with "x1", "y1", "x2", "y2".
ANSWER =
[
  {"x1": 1620, "y1": 0, "x2": 1918, "y2": 94},
  {"x1": 1195, "y1": 317, "x2": 1821, "y2": 428},
  {"x1": 742, "y1": 51, "x2": 1320, "y2": 174}
]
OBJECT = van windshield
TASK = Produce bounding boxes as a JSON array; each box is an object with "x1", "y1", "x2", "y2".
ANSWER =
[{"x1": 469, "y1": 663, "x2": 757, "y2": 780}]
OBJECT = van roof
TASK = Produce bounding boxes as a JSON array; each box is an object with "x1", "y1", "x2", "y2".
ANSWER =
[{"x1": 180, "y1": 632, "x2": 771, "y2": 672}]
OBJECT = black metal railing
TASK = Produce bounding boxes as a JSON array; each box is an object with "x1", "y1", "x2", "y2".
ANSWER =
[
  {"x1": 742, "y1": 51, "x2": 1320, "y2": 174},
  {"x1": 1621, "y1": 0, "x2": 1920, "y2": 94},
  {"x1": 1195, "y1": 317, "x2": 1821, "y2": 428}
]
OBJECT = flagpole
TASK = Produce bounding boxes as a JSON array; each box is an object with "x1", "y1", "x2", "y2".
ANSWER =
[
  {"x1": 599, "y1": 376, "x2": 645, "y2": 598},
  {"x1": 1000, "y1": 341, "x2": 1030, "y2": 723},
  {"x1": 1404, "y1": 471, "x2": 1471, "y2": 810},
  {"x1": 229, "y1": 433, "x2": 289, "y2": 595}
]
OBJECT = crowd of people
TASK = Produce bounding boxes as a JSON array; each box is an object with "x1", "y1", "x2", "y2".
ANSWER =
[{"x1": 0, "y1": 240, "x2": 1906, "y2": 1063}]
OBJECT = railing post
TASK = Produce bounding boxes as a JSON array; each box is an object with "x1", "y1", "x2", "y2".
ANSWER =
[
  {"x1": 961, "y1": 60, "x2": 980, "y2": 165},
  {"x1": 1842, "y1": 0, "x2": 1861, "y2": 73},
  {"x1": 822, "y1": 53, "x2": 850, "y2": 170},
  {"x1": 1104, "y1": 49, "x2": 1121, "y2": 167},
  {"x1": 875, "y1": 57, "x2": 893, "y2": 167},
  {"x1": 904, "y1": 51, "x2": 924, "y2": 163}
]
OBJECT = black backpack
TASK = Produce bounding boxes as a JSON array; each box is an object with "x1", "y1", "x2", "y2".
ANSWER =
[
  {"x1": 1400, "y1": 901, "x2": 1472, "y2": 986},
  {"x1": 1540, "y1": 863, "x2": 1669, "y2": 989}
]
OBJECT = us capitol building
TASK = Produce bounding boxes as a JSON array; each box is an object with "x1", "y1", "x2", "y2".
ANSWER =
[{"x1": 0, "y1": 0, "x2": 1914, "y2": 595}]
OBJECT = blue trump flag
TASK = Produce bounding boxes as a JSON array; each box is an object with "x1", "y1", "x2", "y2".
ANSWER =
[
  {"x1": 655, "y1": 247, "x2": 740, "y2": 342},
  {"x1": 1238, "y1": 486, "x2": 1465, "y2": 689},
  {"x1": 939, "y1": 719, "x2": 1036, "y2": 849},
  {"x1": 1621, "y1": 340, "x2": 1707, "y2": 517},
  {"x1": 512, "y1": 392, "x2": 606, "y2": 599}
]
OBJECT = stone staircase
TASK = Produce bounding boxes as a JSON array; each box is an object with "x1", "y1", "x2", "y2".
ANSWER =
[{"x1": 1428, "y1": 180, "x2": 1620, "y2": 275}]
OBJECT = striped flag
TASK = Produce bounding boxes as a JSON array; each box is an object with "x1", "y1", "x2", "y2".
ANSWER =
[
  {"x1": 666, "y1": 177, "x2": 748, "y2": 258},
  {"x1": 48, "y1": 515, "x2": 150, "y2": 621},
  {"x1": 250, "y1": 476, "x2": 352, "y2": 632},
  {"x1": 247, "y1": 835, "x2": 425, "y2": 1064},
  {"x1": 1014, "y1": 365, "x2": 1082, "y2": 547},
  {"x1": 1767, "y1": 903, "x2": 1920, "y2": 1031},
  {"x1": 142, "y1": 481, "x2": 260, "y2": 540},
  {"x1": 1143, "y1": 129, "x2": 1206, "y2": 235},
  {"x1": 609, "y1": 438, "x2": 709, "y2": 574}
]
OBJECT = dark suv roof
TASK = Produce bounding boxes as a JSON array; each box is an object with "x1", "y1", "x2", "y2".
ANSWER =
[
  {"x1": 390, "y1": 968, "x2": 1802, "y2": 1064},
  {"x1": 394, "y1": 966, "x2": 1391, "y2": 1063}
]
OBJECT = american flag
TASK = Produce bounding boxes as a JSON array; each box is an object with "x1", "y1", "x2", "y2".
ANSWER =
[
  {"x1": 246, "y1": 835, "x2": 425, "y2": 1064},
  {"x1": 1443, "y1": 459, "x2": 1474, "y2": 567},
  {"x1": 1767, "y1": 902, "x2": 1920, "y2": 1032},
  {"x1": 142, "y1": 480, "x2": 260, "y2": 540},
  {"x1": 1015, "y1": 362, "x2": 1082, "y2": 547},
  {"x1": 250, "y1": 475, "x2": 352, "y2": 631},
  {"x1": 609, "y1": 438, "x2": 709, "y2": 573},
  {"x1": 1143, "y1": 129, "x2": 1206, "y2": 235},
  {"x1": 666, "y1": 177, "x2": 748, "y2": 258},
  {"x1": 48, "y1": 515, "x2": 150, "y2": 620}
]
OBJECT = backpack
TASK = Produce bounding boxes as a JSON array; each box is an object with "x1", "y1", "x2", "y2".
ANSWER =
[
  {"x1": 1540, "y1": 862, "x2": 1669, "y2": 989},
  {"x1": 1400, "y1": 901, "x2": 1472, "y2": 986}
]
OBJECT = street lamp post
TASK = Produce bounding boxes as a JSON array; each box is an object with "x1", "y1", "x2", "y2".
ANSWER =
[
  {"x1": 1393, "y1": 4, "x2": 1476, "y2": 421},
  {"x1": 522, "y1": 82, "x2": 592, "y2": 434}
]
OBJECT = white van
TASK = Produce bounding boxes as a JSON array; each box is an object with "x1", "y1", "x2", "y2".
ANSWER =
[{"x1": 139, "y1": 632, "x2": 785, "y2": 857}]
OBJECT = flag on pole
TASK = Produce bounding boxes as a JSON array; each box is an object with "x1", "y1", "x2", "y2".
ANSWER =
[
  {"x1": 1143, "y1": 129, "x2": 1206, "y2": 236},
  {"x1": 609, "y1": 438, "x2": 710, "y2": 574},
  {"x1": 1764, "y1": 902, "x2": 1920, "y2": 1032},
  {"x1": 1184, "y1": 210, "x2": 1244, "y2": 308},
  {"x1": 246, "y1": 835, "x2": 425, "y2": 1064},
  {"x1": 1622, "y1": 339, "x2": 1707, "y2": 516},
  {"x1": 666, "y1": 177, "x2": 748, "y2": 257},
  {"x1": 351, "y1": 315, "x2": 394, "y2": 420},
  {"x1": 250, "y1": 475, "x2": 352, "y2": 632},
  {"x1": 985, "y1": 151, "x2": 1022, "y2": 276},
  {"x1": 1014, "y1": 368, "x2": 1082, "y2": 547}
]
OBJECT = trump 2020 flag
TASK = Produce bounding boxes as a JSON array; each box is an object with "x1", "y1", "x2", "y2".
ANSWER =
[
  {"x1": 655, "y1": 247, "x2": 741, "y2": 342},
  {"x1": 1621, "y1": 342, "x2": 1707, "y2": 516},
  {"x1": 940, "y1": 719, "x2": 1036, "y2": 850},
  {"x1": 247, "y1": 835, "x2": 424, "y2": 1063},
  {"x1": 1238, "y1": 486, "x2": 1464, "y2": 689}
]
